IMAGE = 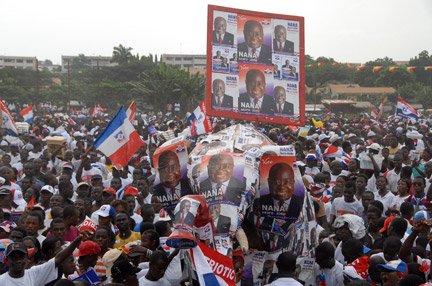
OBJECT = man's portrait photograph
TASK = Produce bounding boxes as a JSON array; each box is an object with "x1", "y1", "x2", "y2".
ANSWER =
[
  {"x1": 237, "y1": 16, "x2": 272, "y2": 64},
  {"x1": 199, "y1": 153, "x2": 245, "y2": 206},
  {"x1": 259, "y1": 156, "x2": 305, "y2": 220}
]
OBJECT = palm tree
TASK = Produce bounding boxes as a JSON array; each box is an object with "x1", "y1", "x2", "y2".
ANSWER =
[{"x1": 111, "y1": 44, "x2": 133, "y2": 65}]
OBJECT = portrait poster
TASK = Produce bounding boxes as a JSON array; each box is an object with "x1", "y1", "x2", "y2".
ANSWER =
[
  {"x1": 206, "y1": 5, "x2": 305, "y2": 126},
  {"x1": 173, "y1": 197, "x2": 200, "y2": 232},
  {"x1": 153, "y1": 141, "x2": 192, "y2": 210},
  {"x1": 258, "y1": 156, "x2": 305, "y2": 238}
]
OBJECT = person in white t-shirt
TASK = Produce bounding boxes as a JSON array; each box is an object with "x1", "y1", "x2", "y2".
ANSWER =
[
  {"x1": 139, "y1": 250, "x2": 170, "y2": 286},
  {"x1": 267, "y1": 252, "x2": 302, "y2": 286},
  {"x1": 0, "y1": 230, "x2": 91, "y2": 285},
  {"x1": 330, "y1": 181, "x2": 364, "y2": 223},
  {"x1": 313, "y1": 242, "x2": 344, "y2": 286}
]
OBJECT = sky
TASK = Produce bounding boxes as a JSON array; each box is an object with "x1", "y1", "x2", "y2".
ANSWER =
[{"x1": 1, "y1": 0, "x2": 431, "y2": 65}]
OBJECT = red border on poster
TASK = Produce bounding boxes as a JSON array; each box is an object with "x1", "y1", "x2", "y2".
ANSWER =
[{"x1": 206, "y1": 5, "x2": 305, "y2": 126}]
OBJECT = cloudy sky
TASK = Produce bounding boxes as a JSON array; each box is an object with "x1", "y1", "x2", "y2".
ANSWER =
[{"x1": 1, "y1": 0, "x2": 431, "y2": 65}]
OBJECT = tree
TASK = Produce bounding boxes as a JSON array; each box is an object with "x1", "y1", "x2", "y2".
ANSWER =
[
  {"x1": 409, "y1": 50, "x2": 432, "y2": 86},
  {"x1": 70, "y1": 54, "x2": 91, "y2": 73},
  {"x1": 375, "y1": 68, "x2": 415, "y2": 88},
  {"x1": 111, "y1": 44, "x2": 133, "y2": 65},
  {"x1": 43, "y1": 59, "x2": 53, "y2": 65}
]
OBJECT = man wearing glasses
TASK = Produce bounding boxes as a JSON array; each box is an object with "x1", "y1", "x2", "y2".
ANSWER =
[
  {"x1": 238, "y1": 69, "x2": 277, "y2": 114},
  {"x1": 261, "y1": 162, "x2": 303, "y2": 219},
  {"x1": 238, "y1": 20, "x2": 272, "y2": 64},
  {"x1": 154, "y1": 150, "x2": 193, "y2": 210},
  {"x1": 200, "y1": 153, "x2": 244, "y2": 205}
]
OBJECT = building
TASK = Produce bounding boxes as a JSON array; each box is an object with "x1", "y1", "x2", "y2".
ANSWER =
[
  {"x1": 0, "y1": 56, "x2": 37, "y2": 70},
  {"x1": 327, "y1": 84, "x2": 396, "y2": 100},
  {"x1": 161, "y1": 54, "x2": 207, "y2": 70},
  {"x1": 61, "y1": 55, "x2": 117, "y2": 71}
]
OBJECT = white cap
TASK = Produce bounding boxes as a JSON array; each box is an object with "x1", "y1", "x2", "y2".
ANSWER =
[
  {"x1": 367, "y1": 131, "x2": 376, "y2": 137},
  {"x1": 12, "y1": 189, "x2": 26, "y2": 206},
  {"x1": 329, "y1": 134, "x2": 340, "y2": 143},
  {"x1": 319, "y1": 134, "x2": 329, "y2": 142},
  {"x1": 41, "y1": 185, "x2": 55, "y2": 194},
  {"x1": 367, "y1": 143, "x2": 381, "y2": 152}
]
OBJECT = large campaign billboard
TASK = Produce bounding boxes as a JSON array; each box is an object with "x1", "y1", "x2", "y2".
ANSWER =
[{"x1": 206, "y1": 5, "x2": 305, "y2": 126}]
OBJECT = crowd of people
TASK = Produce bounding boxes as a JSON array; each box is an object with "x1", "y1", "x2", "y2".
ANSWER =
[{"x1": 0, "y1": 103, "x2": 432, "y2": 286}]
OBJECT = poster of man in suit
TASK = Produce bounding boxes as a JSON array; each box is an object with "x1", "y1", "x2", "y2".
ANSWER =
[
  {"x1": 200, "y1": 153, "x2": 245, "y2": 206},
  {"x1": 153, "y1": 141, "x2": 193, "y2": 211},
  {"x1": 259, "y1": 156, "x2": 305, "y2": 221},
  {"x1": 213, "y1": 11, "x2": 237, "y2": 46}
]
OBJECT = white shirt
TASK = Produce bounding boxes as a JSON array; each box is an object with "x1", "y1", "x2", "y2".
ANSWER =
[
  {"x1": 386, "y1": 169, "x2": 401, "y2": 194},
  {"x1": 0, "y1": 257, "x2": 57, "y2": 285},
  {"x1": 249, "y1": 95, "x2": 263, "y2": 110},
  {"x1": 313, "y1": 259, "x2": 344, "y2": 286},
  {"x1": 139, "y1": 276, "x2": 170, "y2": 286},
  {"x1": 269, "y1": 277, "x2": 302, "y2": 286}
]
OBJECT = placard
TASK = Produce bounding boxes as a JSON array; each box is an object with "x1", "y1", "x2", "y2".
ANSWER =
[{"x1": 206, "y1": 5, "x2": 305, "y2": 125}]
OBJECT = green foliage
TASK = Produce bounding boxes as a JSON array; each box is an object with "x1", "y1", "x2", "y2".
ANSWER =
[
  {"x1": 111, "y1": 44, "x2": 134, "y2": 65},
  {"x1": 375, "y1": 68, "x2": 415, "y2": 88}
]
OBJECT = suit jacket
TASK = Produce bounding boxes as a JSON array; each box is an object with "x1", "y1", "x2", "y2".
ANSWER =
[
  {"x1": 237, "y1": 42, "x2": 272, "y2": 64},
  {"x1": 213, "y1": 55, "x2": 225, "y2": 60},
  {"x1": 175, "y1": 211, "x2": 195, "y2": 226},
  {"x1": 213, "y1": 31, "x2": 234, "y2": 45},
  {"x1": 200, "y1": 176, "x2": 244, "y2": 204},
  {"x1": 260, "y1": 193, "x2": 304, "y2": 219},
  {"x1": 276, "y1": 102, "x2": 294, "y2": 115},
  {"x1": 273, "y1": 39, "x2": 294, "y2": 53},
  {"x1": 238, "y1": 93, "x2": 277, "y2": 114},
  {"x1": 212, "y1": 94, "x2": 233, "y2": 109},
  {"x1": 153, "y1": 179, "x2": 193, "y2": 209},
  {"x1": 215, "y1": 214, "x2": 231, "y2": 234}
]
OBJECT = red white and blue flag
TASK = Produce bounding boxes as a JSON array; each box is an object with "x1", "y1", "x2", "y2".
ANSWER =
[
  {"x1": 371, "y1": 107, "x2": 378, "y2": 119},
  {"x1": 92, "y1": 104, "x2": 105, "y2": 117},
  {"x1": 0, "y1": 99, "x2": 18, "y2": 136},
  {"x1": 188, "y1": 100, "x2": 213, "y2": 136},
  {"x1": 20, "y1": 105, "x2": 33, "y2": 124},
  {"x1": 68, "y1": 117, "x2": 77, "y2": 127},
  {"x1": 93, "y1": 107, "x2": 144, "y2": 169},
  {"x1": 376, "y1": 98, "x2": 386, "y2": 120},
  {"x1": 189, "y1": 242, "x2": 236, "y2": 286},
  {"x1": 126, "y1": 101, "x2": 135, "y2": 125},
  {"x1": 396, "y1": 95, "x2": 419, "y2": 121}
]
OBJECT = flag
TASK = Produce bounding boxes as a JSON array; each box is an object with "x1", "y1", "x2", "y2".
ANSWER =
[
  {"x1": 68, "y1": 117, "x2": 77, "y2": 127},
  {"x1": 371, "y1": 107, "x2": 377, "y2": 119},
  {"x1": 318, "y1": 62, "x2": 326, "y2": 66},
  {"x1": 389, "y1": 67, "x2": 398, "y2": 72},
  {"x1": 373, "y1": 66, "x2": 383, "y2": 72},
  {"x1": 93, "y1": 107, "x2": 144, "y2": 169},
  {"x1": 0, "y1": 99, "x2": 18, "y2": 136},
  {"x1": 396, "y1": 95, "x2": 419, "y2": 121},
  {"x1": 332, "y1": 62, "x2": 339, "y2": 66},
  {"x1": 312, "y1": 118, "x2": 323, "y2": 128},
  {"x1": 407, "y1": 67, "x2": 416, "y2": 72},
  {"x1": 345, "y1": 63, "x2": 353, "y2": 67},
  {"x1": 190, "y1": 242, "x2": 236, "y2": 286},
  {"x1": 377, "y1": 97, "x2": 386, "y2": 120},
  {"x1": 92, "y1": 104, "x2": 105, "y2": 117},
  {"x1": 188, "y1": 100, "x2": 213, "y2": 136},
  {"x1": 357, "y1": 65, "x2": 366, "y2": 71},
  {"x1": 306, "y1": 64, "x2": 313, "y2": 68},
  {"x1": 126, "y1": 101, "x2": 135, "y2": 124},
  {"x1": 425, "y1": 66, "x2": 432, "y2": 71},
  {"x1": 20, "y1": 105, "x2": 33, "y2": 124}
]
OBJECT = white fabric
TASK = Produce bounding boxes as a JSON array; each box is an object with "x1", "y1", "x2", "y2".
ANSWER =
[
  {"x1": 0, "y1": 257, "x2": 57, "y2": 285},
  {"x1": 268, "y1": 277, "x2": 303, "y2": 285}
]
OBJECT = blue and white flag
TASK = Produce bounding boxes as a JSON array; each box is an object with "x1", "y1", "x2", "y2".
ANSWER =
[{"x1": 396, "y1": 95, "x2": 419, "y2": 121}]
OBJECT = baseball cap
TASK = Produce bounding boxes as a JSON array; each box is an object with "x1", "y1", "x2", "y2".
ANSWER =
[
  {"x1": 77, "y1": 182, "x2": 90, "y2": 188},
  {"x1": 41, "y1": 185, "x2": 55, "y2": 194},
  {"x1": 348, "y1": 133, "x2": 357, "y2": 139},
  {"x1": 103, "y1": 187, "x2": 116, "y2": 196},
  {"x1": 91, "y1": 174, "x2": 103, "y2": 181},
  {"x1": 158, "y1": 208, "x2": 171, "y2": 222},
  {"x1": 102, "y1": 248, "x2": 123, "y2": 277},
  {"x1": 111, "y1": 259, "x2": 140, "y2": 279},
  {"x1": 0, "y1": 221, "x2": 16, "y2": 233},
  {"x1": 0, "y1": 177, "x2": 5, "y2": 185},
  {"x1": 79, "y1": 218, "x2": 97, "y2": 233},
  {"x1": 9, "y1": 143, "x2": 19, "y2": 148},
  {"x1": 367, "y1": 143, "x2": 381, "y2": 152},
  {"x1": 305, "y1": 153, "x2": 317, "y2": 161},
  {"x1": 78, "y1": 240, "x2": 101, "y2": 257},
  {"x1": 6, "y1": 241, "x2": 27, "y2": 257},
  {"x1": 319, "y1": 134, "x2": 329, "y2": 142},
  {"x1": 329, "y1": 134, "x2": 340, "y2": 143},
  {"x1": 379, "y1": 216, "x2": 397, "y2": 233},
  {"x1": 11, "y1": 189, "x2": 26, "y2": 206},
  {"x1": 367, "y1": 131, "x2": 376, "y2": 137},
  {"x1": 62, "y1": 162, "x2": 74, "y2": 171},
  {"x1": 376, "y1": 259, "x2": 407, "y2": 278},
  {"x1": 95, "y1": 205, "x2": 115, "y2": 218},
  {"x1": 295, "y1": 161, "x2": 306, "y2": 167}
]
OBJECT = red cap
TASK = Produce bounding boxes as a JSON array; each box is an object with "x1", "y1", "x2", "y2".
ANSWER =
[
  {"x1": 78, "y1": 240, "x2": 101, "y2": 257},
  {"x1": 379, "y1": 216, "x2": 397, "y2": 233},
  {"x1": 103, "y1": 187, "x2": 116, "y2": 196},
  {"x1": 79, "y1": 219, "x2": 97, "y2": 233}
]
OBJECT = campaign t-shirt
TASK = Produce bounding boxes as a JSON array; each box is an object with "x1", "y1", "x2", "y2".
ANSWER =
[
  {"x1": 0, "y1": 257, "x2": 57, "y2": 285},
  {"x1": 330, "y1": 197, "x2": 363, "y2": 217},
  {"x1": 139, "y1": 276, "x2": 170, "y2": 286}
]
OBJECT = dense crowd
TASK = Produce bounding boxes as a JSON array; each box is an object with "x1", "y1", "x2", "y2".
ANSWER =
[{"x1": 0, "y1": 104, "x2": 432, "y2": 286}]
